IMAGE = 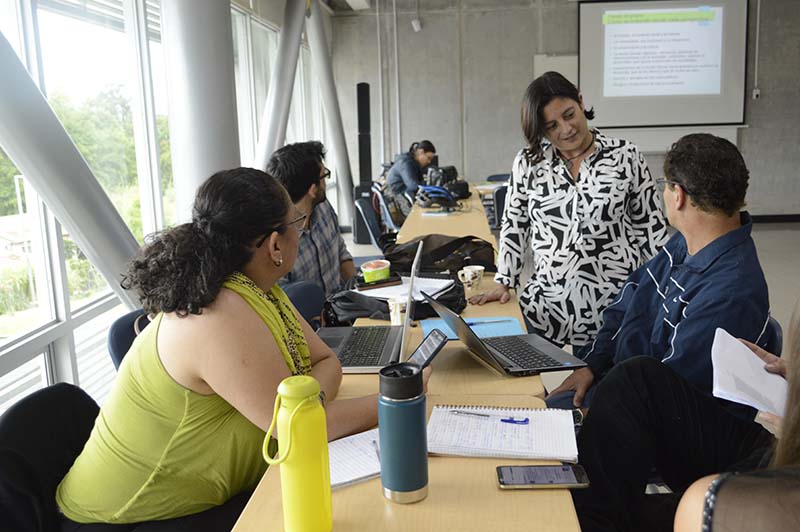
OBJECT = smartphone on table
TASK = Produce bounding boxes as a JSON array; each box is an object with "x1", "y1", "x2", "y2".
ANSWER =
[
  {"x1": 406, "y1": 329, "x2": 448, "y2": 369},
  {"x1": 496, "y1": 465, "x2": 589, "y2": 489}
]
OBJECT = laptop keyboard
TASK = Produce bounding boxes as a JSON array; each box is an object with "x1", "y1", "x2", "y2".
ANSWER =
[
  {"x1": 483, "y1": 336, "x2": 559, "y2": 370},
  {"x1": 339, "y1": 327, "x2": 391, "y2": 366}
]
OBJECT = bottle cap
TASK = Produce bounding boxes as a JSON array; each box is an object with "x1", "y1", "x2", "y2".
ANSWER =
[
  {"x1": 379, "y1": 362, "x2": 423, "y2": 400},
  {"x1": 277, "y1": 375, "x2": 320, "y2": 400}
]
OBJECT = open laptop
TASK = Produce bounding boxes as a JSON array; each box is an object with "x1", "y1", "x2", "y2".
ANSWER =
[
  {"x1": 318, "y1": 242, "x2": 423, "y2": 373},
  {"x1": 420, "y1": 291, "x2": 587, "y2": 376}
]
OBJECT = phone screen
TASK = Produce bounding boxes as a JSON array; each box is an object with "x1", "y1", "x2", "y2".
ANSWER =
[
  {"x1": 498, "y1": 465, "x2": 584, "y2": 487},
  {"x1": 407, "y1": 329, "x2": 447, "y2": 369}
]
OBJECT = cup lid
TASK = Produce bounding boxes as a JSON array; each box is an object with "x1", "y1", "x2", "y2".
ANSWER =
[
  {"x1": 379, "y1": 363, "x2": 423, "y2": 399},
  {"x1": 277, "y1": 375, "x2": 320, "y2": 399}
]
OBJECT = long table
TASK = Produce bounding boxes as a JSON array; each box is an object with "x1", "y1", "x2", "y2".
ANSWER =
[{"x1": 232, "y1": 186, "x2": 579, "y2": 532}]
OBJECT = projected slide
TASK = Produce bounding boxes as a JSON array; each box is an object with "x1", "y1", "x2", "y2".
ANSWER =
[{"x1": 603, "y1": 7, "x2": 723, "y2": 97}]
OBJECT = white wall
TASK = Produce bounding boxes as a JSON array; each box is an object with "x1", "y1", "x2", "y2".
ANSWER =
[{"x1": 331, "y1": 0, "x2": 800, "y2": 215}]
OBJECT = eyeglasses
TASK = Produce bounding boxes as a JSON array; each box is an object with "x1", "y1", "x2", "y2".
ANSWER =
[
  {"x1": 320, "y1": 168, "x2": 331, "y2": 180},
  {"x1": 255, "y1": 213, "x2": 308, "y2": 248}
]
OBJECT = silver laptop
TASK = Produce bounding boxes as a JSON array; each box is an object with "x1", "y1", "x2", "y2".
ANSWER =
[
  {"x1": 318, "y1": 242, "x2": 423, "y2": 373},
  {"x1": 420, "y1": 291, "x2": 587, "y2": 376}
]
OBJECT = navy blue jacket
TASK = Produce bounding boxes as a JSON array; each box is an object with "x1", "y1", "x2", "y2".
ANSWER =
[
  {"x1": 387, "y1": 152, "x2": 423, "y2": 196},
  {"x1": 578, "y1": 212, "x2": 771, "y2": 396}
]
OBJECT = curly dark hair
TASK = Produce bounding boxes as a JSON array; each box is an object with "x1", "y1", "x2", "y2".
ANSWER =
[
  {"x1": 121, "y1": 167, "x2": 290, "y2": 316},
  {"x1": 267, "y1": 141, "x2": 326, "y2": 203},
  {"x1": 521, "y1": 71, "x2": 595, "y2": 160},
  {"x1": 663, "y1": 134, "x2": 748, "y2": 217}
]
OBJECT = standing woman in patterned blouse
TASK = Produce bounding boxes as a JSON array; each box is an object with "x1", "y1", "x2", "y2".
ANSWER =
[{"x1": 472, "y1": 71, "x2": 668, "y2": 348}]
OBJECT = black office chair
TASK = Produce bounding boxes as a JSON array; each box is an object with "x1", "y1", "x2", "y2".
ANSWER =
[
  {"x1": 492, "y1": 184, "x2": 508, "y2": 229},
  {"x1": 108, "y1": 309, "x2": 151, "y2": 370},
  {"x1": 763, "y1": 316, "x2": 783, "y2": 356},
  {"x1": 354, "y1": 198, "x2": 385, "y2": 253},
  {"x1": 283, "y1": 281, "x2": 326, "y2": 329},
  {"x1": 486, "y1": 173, "x2": 510, "y2": 182},
  {"x1": 371, "y1": 184, "x2": 401, "y2": 232},
  {"x1": 0, "y1": 383, "x2": 100, "y2": 532}
]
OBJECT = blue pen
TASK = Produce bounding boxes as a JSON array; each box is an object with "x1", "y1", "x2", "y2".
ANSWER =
[{"x1": 500, "y1": 417, "x2": 530, "y2": 425}]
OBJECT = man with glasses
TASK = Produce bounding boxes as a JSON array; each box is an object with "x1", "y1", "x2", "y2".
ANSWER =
[
  {"x1": 267, "y1": 141, "x2": 355, "y2": 297},
  {"x1": 547, "y1": 133, "x2": 770, "y2": 415}
]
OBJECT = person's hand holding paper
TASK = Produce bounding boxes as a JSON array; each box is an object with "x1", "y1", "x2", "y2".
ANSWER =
[{"x1": 712, "y1": 329, "x2": 787, "y2": 433}]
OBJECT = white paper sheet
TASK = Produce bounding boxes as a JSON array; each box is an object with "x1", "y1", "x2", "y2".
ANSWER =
[
  {"x1": 711, "y1": 328, "x2": 787, "y2": 417},
  {"x1": 352, "y1": 276, "x2": 453, "y2": 302},
  {"x1": 328, "y1": 428, "x2": 381, "y2": 489}
]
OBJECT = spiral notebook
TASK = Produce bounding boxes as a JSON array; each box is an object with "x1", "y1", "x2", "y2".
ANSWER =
[{"x1": 426, "y1": 405, "x2": 578, "y2": 463}]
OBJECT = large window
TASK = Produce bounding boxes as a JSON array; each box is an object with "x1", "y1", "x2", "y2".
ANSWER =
[
  {"x1": 0, "y1": 0, "x2": 331, "y2": 412},
  {"x1": 0, "y1": 0, "x2": 170, "y2": 408}
]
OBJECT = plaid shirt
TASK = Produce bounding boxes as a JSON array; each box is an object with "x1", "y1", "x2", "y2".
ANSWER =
[{"x1": 284, "y1": 200, "x2": 352, "y2": 297}]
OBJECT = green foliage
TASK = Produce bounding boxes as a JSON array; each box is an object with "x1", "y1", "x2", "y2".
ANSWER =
[
  {"x1": 63, "y1": 239, "x2": 107, "y2": 300},
  {"x1": 0, "y1": 266, "x2": 33, "y2": 315},
  {"x1": 0, "y1": 149, "x2": 22, "y2": 217}
]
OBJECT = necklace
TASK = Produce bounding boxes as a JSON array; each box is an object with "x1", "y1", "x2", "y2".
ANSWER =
[{"x1": 560, "y1": 132, "x2": 595, "y2": 168}]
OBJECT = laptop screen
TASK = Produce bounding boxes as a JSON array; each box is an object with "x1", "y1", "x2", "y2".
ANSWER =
[
  {"x1": 399, "y1": 241, "x2": 424, "y2": 358},
  {"x1": 420, "y1": 291, "x2": 506, "y2": 374}
]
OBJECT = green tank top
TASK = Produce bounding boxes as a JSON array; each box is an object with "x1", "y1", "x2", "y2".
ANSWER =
[{"x1": 56, "y1": 273, "x2": 311, "y2": 523}]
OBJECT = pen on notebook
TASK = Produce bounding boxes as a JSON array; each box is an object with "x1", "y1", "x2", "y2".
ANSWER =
[
  {"x1": 371, "y1": 439, "x2": 381, "y2": 462},
  {"x1": 464, "y1": 319, "x2": 517, "y2": 326},
  {"x1": 450, "y1": 409, "x2": 530, "y2": 425}
]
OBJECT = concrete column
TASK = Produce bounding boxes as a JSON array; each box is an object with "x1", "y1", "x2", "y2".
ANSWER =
[
  {"x1": 161, "y1": 0, "x2": 240, "y2": 222},
  {"x1": 307, "y1": 0, "x2": 354, "y2": 225},
  {"x1": 0, "y1": 33, "x2": 140, "y2": 309},
  {"x1": 252, "y1": 0, "x2": 306, "y2": 170}
]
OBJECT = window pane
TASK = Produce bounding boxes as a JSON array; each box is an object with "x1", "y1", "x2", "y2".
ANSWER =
[
  {"x1": 0, "y1": 157, "x2": 55, "y2": 346},
  {"x1": 37, "y1": 8, "x2": 139, "y2": 304},
  {"x1": 38, "y1": 8, "x2": 143, "y2": 242},
  {"x1": 75, "y1": 303, "x2": 126, "y2": 405},
  {"x1": 0, "y1": 354, "x2": 48, "y2": 416},
  {"x1": 148, "y1": 21, "x2": 174, "y2": 227},
  {"x1": 0, "y1": 0, "x2": 23, "y2": 59},
  {"x1": 232, "y1": 10, "x2": 255, "y2": 165},
  {"x1": 252, "y1": 21, "x2": 277, "y2": 134}
]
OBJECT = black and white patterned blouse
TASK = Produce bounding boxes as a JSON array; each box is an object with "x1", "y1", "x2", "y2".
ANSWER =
[{"x1": 495, "y1": 130, "x2": 668, "y2": 347}]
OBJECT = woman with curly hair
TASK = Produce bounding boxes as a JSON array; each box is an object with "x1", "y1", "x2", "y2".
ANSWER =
[{"x1": 56, "y1": 168, "x2": 416, "y2": 527}]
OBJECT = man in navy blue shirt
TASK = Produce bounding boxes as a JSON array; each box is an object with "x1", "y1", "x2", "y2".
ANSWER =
[{"x1": 547, "y1": 133, "x2": 771, "y2": 411}]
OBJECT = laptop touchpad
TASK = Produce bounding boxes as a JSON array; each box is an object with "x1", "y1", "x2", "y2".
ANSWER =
[{"x1": 321, "y1": 336, "x2": 344, "y2": 348}]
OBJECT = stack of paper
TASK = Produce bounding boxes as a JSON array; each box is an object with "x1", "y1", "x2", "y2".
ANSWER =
[
  {"x1": 328, "y1": 428, "x2": 381, "y2": 489},
  {"x1": 711, "y1": 328, "x2": 787, "y2": 417},
  {"x1": 351, "y1": 276, "x2": 453, "y2": 302}
]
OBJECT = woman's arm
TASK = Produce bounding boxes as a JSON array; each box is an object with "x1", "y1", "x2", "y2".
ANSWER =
[
  {"x1": 628, "y1": 145, "x2": 669, "y2": 260},
  {"x1": 495, "y1": 150, "x2": 534, "y2": 289}
]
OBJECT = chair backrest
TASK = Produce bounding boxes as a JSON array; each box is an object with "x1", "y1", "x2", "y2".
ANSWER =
[
  {"x1": 108, "y1": 309, "x2": 150, "y2": 370},
  {"x1": 762, "y1": 316, "x2": 783, "y2": 356},
  {"x1": 0, "y1": 383, "x2": 99, "y2": 532},
  {"x1": 354, "y1": 198, "x2": 384, "y2": 252},
  {"x1": 282, "y1": 281, "x2": 326, "y2": 328},
  {"x1": 492, "y1": 185, "x2": 508, "y2": 229},
  {"x1": 486, "y1": 173, "x2": 510, "y2": 182},
  {"x1": 371, "y1": 185, "x2": 401, "y2": 232}
]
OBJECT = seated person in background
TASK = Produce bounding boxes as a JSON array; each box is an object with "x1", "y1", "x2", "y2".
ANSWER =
[
  {"x1": 267, "y1": 141, "x2": 355, "y2": 297},
  {"x1": 57, "y1": 168, "x2": 424, "y2": 526},
  {"x1": 385, "y1": 140, "x2": 437, "y2": 218},
  {"x1": 574, "y1": 300, "x2": 799, "y2": 532},
  {"x1": 547, "y1": 133, "x2": 770, "y2": 411}
]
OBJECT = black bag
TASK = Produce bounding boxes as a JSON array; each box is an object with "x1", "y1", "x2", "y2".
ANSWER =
[
  {"x1": 383, "y1": 234, "x2": 496, "y2": 274},
  {"x1": 322, "y1": 275, "x2": 467, "y2": 325}
]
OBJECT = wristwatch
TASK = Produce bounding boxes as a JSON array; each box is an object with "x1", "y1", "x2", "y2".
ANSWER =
[{"x1": 318, "y1": 390, "x2": 327, "y2": 408}]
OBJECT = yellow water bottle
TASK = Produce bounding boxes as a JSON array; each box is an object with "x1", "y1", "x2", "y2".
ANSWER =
[{"x1": 264, "y1": 375, "x2": 332, "y2": 532}]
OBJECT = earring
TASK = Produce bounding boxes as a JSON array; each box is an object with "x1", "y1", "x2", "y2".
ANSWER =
[{"x1": 273, "y1": 256, "x2": 283, "y2": 267}]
